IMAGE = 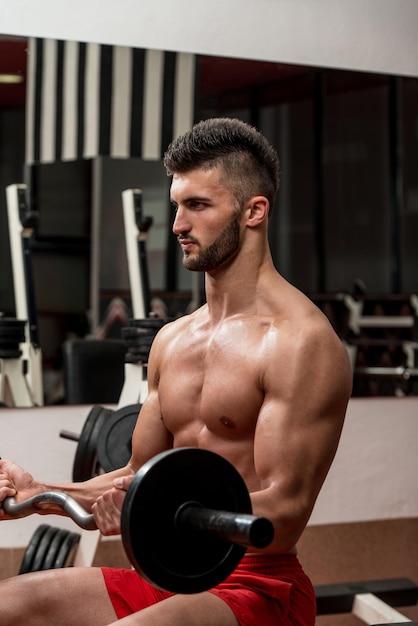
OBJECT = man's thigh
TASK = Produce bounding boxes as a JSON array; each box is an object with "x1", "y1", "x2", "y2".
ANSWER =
[{"x1": 0, "y1": 566, "x2": 118, "y2": 626}]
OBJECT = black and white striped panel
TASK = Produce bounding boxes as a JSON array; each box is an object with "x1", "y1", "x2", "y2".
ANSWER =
[{"x1": 25, "y1": 38, "x2": 196, "y2": 164}]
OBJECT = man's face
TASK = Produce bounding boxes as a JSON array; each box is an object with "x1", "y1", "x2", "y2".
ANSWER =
[{"x1": 170, "y1": 167, "x2": 242, "y2": 273}]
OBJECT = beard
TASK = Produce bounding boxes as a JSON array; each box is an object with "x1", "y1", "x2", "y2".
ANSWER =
[{"x1": 180, "y1": 214, "x2": 241, "y2": 272}]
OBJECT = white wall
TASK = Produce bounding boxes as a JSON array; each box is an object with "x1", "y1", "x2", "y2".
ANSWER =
[
  {"x1": 1, "y1": 0, "x2": 418, "y2": 77},
  {"x1": 1, "y1": 397, "x2": 417, "y2": 547},
  {"x1": 310, "y1": 397, "x2": 418, "y2": 525}
]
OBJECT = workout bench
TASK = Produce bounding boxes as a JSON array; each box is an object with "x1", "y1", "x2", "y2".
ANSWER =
[{"x1": 315, "y1": 577, "x2": 418, "y2": 624}]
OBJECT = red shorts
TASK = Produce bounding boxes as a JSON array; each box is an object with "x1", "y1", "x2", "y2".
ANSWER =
[{"x1": 101, "y1": 554, "x2": 316, "y2": 625}]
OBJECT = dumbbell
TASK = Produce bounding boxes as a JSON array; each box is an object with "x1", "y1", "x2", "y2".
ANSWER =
[{"x1": 3, "y1": 447, "x2": 274, "y2": 593}]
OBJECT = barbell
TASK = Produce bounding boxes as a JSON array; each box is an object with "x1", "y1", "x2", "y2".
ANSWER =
[{"x1": 3, "y1": 447, "x2": 274, "y2": 594}]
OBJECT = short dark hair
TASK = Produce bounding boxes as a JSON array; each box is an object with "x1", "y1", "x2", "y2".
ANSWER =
[{"x1": 164, "y1": 118, "x2": 280, "y2": 211}]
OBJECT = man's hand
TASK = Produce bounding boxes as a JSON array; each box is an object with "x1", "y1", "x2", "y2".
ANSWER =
[
  {"x1": 92, "y1": 475, "x2": 134, "y2": 536},
  {"x1": 0, "y1": 460, "x2": 41, "y2": 520}
]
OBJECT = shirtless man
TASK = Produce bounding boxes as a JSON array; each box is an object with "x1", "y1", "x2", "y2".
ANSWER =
[{"x1": 0, "y1": 118, "x2": 352, "y2": 626}]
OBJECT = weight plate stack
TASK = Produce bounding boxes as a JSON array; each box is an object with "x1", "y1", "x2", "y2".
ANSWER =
[
  {"x1": 19, "y1": 524, "x2": 50, "y2": 574},
  {"x1": 19, "y1": 525, "x2": 81, "y2": 573},
  {"x1": 121, "y1": 318, "x2": 173, "y2": 364},
  {"x1": 72, "y1": 405, "x2": 114, "y2": 482},
  {"x1": 0, "y1": 318, "x2": 26, "y2": 359},
  {"x1": 53, "y1": 531, "x2": 81, "y2": 568},
  {"x1": 97, "y1": 404, "x2": 142, "y2": 472}
]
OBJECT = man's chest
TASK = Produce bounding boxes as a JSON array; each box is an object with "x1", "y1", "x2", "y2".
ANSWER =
[{"x1": 157, "y1": 331, "x2": 264, "y2": 434}]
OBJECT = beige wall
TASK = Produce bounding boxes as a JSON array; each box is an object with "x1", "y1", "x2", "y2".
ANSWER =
[
  {"x1": 300, "y1": 519, "x2": 418, "y2": 624},
  {"x1": 1, "y1": 398, "x2": 418, "y2": 547},
  {"x1": 1, "y1": 1, "x2": 418, "y2": 77}
]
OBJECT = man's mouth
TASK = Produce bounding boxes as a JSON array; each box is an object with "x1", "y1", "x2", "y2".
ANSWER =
[{"x1": 178, "y1": 237, "x2": 197, "y2": 251}]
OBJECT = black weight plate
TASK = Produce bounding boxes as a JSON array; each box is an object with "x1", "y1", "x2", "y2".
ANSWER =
[
  {"x1": 121, "y1": 448, "x2": 249, "y2": 594},
  {"x1": 54, "y1": 531, "x2": 81, "y2": 568},
  {"x1": 0, "y1": 318, "x2": 26, "y2": 330},
  {"x1": 42, "y1": 528, "x2": 70, "y2": 570},
  {"x1": 124, "y1": 353, "x2": 148, "y2": 364},
  {"x1": 126, "y1": 349, "x2": 153, "y2": 358},
  {"x1": 127, "y1": 318, "x2": 170, "y2": 330},
  {"x1": 72, "y1": 406, "x2": 114, "y2": 482},
  {"x1": 0, "y1": 328, "x2": 26, "y2": 340},
  {"x1": 0, "y1": 349, "x2": 22, "y2": 358},
  {"x1": 123, "y1": 336, "x2": 155, "y2": 349},
  {"x1": 125, "y1": 348, "x2": 152, "y2": 363},
  {"x1": 125, "y1": 343, "x2": 153, "y2": 353},
  {"x1": 19, "y1": 524, "x2": 51, "y2": 574},
  {"x1": 97, "y1": 404, "x2": 141, "y2": 473},
  {"x1": 31, "y1": 526, "x2": 61, "y2": 572},
  {"x1": 121, "y1": 327, "x2": 155, "y2": 339},
  {"x1": 123, "y1": 337, "x2": 155, "y2": 350}
]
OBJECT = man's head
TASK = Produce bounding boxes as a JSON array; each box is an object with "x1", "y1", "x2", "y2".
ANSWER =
[{"x1": 164, "y1": 118, "x2": 280, "y2": 213}]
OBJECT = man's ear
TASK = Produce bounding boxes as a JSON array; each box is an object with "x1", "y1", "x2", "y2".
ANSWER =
[{"x1": 246, "y1": 196, "x2": 270, "y2": 227}]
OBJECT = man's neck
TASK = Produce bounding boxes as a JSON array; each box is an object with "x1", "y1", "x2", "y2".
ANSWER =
[{"x1": 203, "y1": 251, "x2": 276, "y2": 321}]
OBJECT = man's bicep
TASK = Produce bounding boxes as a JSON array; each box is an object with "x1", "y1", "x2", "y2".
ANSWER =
[
  {"x1": 254, "y1": 346, "x2": 348, "y2": 510},
  {"x1": 129, "y1": 391, "x2": 173, "y2": 472}
]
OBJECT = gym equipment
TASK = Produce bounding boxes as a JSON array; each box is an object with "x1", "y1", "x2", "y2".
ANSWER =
[
  {"x1": 62, "y1": 338, "x2": 126, "y2": 405},
  {"x1": 311, "y1": 289, "x2": 418, "y2": 384},
  {"x1": 122, "y1": 189, "x2": 153, "y2": 320},
  {"x1": 121, "y1": 448, "x2": 273, "y2": 593},
  {"x1": 344, "y1": 294, "x2": 418, "y2": 336},
  {"x1": 118, "y1": 317, "x2": 170, "y2": 408},
  {"x1": 0, "y1": 318, "x2": 26, "y2": 358},
  {"x1": 96, "y1": 404, "x2": 141, "y2": 473},
  {"x1": 60, "y1": 405, "x2": 114, "y2": 482},
  {"x1": 60, "y1": 404, "x2": 142, "y2": 480},
  {"x1": 6, "y1": 184, "x2": 43, "y2": 406},
  {"x1": 19, "y1": 524, "x2": 50, "y2": 574},
  {"x1": 0, "y1": 318, "x2": 34, "y2": 407},
  {"x1": 19, "y1": 524, "x2": 81, "y2": 573},
  {"x1": 315, "y1": 578, "x2": 418, "y2": 623},
  {"x1": 119, "y1": 189, "x2": 174, "y2": 407},
  {"x1": 4, "y1": 490, "x2": 97, "y2": 530},
  {"x1": 61, "y1": 317, "x2": 166, "y2": 480},
  {"x1": 4, "y1": 448, "x2": 274, "y2": 593},
  {"x1": 121, "y1": 317, "x2": 171, "y2": 365},
  {"x1": 63, "y1": 188, "x2": 167, "y2": 567},
  {"x1": 320, "y1": 291, "x2": 418, "y2": 395}
]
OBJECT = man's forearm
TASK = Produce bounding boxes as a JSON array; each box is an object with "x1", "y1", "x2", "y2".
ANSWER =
[{"x1": 34, "y1": 464, "x2": 135, "y2": 516}]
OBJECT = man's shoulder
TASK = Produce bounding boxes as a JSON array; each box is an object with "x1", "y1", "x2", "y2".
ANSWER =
[{"x1": 155, "y1": 307, "x2": 203, "y2": 338}]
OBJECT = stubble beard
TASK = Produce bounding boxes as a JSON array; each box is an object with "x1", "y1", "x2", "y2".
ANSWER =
[{"x1": 181, "y1": 215, "x2": 241, "y2": 273}]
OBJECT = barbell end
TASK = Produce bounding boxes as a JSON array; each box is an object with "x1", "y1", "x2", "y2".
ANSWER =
[
  {"x1": 175, "y1": 503, "x2": 274, "y2": 550},
  {"x1": 247, "y1": 516, "x2": 275, "y2": 549},
  {"x1": 59, "y1": 430, "x2": 80, "y2": 443}
]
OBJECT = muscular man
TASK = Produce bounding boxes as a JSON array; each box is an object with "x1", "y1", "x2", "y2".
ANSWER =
[{"x1": 0, "y1": 118, "x2": 352, "y2": 625}]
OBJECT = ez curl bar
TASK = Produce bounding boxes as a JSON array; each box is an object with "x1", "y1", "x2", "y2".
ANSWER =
[{"x1": 3, "y1": 447, "x2": 274, "y2": 594}]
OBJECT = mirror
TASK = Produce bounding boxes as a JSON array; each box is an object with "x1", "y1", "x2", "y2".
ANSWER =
[{"x1": 1, "y1": 34, "x2": 418, "y2": 404}]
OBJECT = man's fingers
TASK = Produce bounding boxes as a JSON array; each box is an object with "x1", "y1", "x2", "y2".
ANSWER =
[
  {"x1": 0, "y1": 481, "x2": 17, "y2": 504},
  {"x1": 113, "y1": 475, "x2": 134, "y2": 491}
]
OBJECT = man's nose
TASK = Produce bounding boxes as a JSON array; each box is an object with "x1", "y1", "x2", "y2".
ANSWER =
[{"x1": 172, "y1": 207, "x2": 191, "y2": 235}]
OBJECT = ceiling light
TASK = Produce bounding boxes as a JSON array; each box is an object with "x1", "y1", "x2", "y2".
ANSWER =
[{"x1": 0, "y1": 74, "x2": 24, "y2": 84}]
